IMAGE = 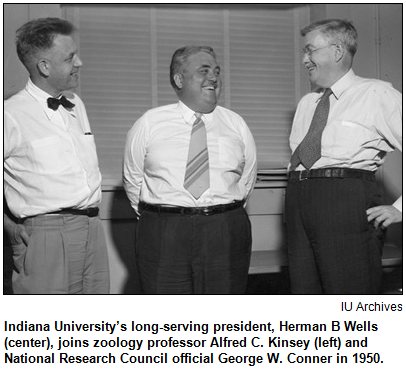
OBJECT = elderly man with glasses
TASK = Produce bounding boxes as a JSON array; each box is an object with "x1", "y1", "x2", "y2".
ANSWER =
[{"x1": 285, "y1": 19, "x2": 402, "y2": 294}]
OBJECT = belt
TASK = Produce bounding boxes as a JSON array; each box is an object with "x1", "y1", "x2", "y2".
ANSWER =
[
  {"x1": 289, "y1": 168, "x2": 375, "y2": 182},
  {"x1": 139, "y1": 201, "x2": 244, "y2": 216},
  {"x1": 46, "y1": 207, "x2": 100, "y2": 217},
  {"x1": 18, "y1": 207, "x2": 99, "y2": 223}
]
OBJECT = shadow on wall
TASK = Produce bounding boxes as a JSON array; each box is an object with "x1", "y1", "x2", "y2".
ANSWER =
[{"x1": 106, "y1": 189, "x2": 141, "y2": 294}]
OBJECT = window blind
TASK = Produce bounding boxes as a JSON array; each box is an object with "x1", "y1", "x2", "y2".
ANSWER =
[{"x1": 63, "y1": 4, "x2": 299, "y2": 186}]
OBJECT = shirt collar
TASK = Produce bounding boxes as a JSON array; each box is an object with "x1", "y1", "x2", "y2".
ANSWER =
[
  {"x1": 330, "y1": 69, "x2": 356, "y2": 100},
  {"x1": 25, "y1": 79, "x2": 76, "y2": 120},
  {"x1": 177, "y1": 100, "x2": 216, "y2": 125},
  {"x1": 25, "y1": 79, "x2": 57, "y2": 120}
]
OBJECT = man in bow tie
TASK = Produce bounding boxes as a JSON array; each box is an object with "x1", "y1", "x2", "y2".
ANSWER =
[
  {"x1": 123, "y1": 45, "x2": 257, "y2": 294},
  {"x1": 4, "y1": 17, "x2": 110, "y2": 294},
  {"x1": 285, "y1": 19, "x2": 402, "y2": 294}
]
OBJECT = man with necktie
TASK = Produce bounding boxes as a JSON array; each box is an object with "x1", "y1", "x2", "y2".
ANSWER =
[
  {"x1": 4, "y1": 18, "x2": 110, "y2": 294},
  {"x1": 123, "y1": 45, "x2": 257, "y2": 294},
  {"x1": 286, "y1": 19, "x2": 402, "y2": 294}
]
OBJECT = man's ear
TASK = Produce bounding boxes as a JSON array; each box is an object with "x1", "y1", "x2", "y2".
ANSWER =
[
  {"x1": 174, "y1": 73, "x2": 183, "y2": 89},
  {"x1": 37, "y1": 58, "x2": 50, "y2": 77},
  {"x1": 334, "y1": 44, "x2": 345, "y2": 63}
]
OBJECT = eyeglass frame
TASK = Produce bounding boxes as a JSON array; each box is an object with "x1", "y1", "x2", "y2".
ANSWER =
[{"x1": 301, "y1": 43, "x2": 337, "y2": 57}]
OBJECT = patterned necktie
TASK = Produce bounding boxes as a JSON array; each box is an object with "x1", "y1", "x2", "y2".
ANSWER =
[
  {"x1": 47, "y1": 96, "x2": 75, "y2": 111},
  {"x1": 184, "y1": 113, "x2": 210, "y2": 199},
  {"x1": 290, "y1": 88, "x2": 333, "y2": 170}
]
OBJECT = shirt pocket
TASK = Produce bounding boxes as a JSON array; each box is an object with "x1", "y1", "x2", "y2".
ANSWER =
[
  {"x1": 78, "y1": 134, "x2": 100, "y2": 173},
  {"x1": 218, "y1": 137, "x2": 245, "y2": 175},
  {"x1": 29, "y1": 136, "x2": 70, "y2": 173},
  {"x1": 326, "y1": 120, "x2": 375, "y2": 159}
]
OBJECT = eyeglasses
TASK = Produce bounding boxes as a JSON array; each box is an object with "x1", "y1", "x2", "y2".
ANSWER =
[{"x1": 302, "y1": 44, "x2": 336, "y2": 57}]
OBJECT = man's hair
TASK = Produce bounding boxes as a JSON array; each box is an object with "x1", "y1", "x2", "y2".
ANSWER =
[
  {"x1": 169, "y1": 45, "x2": 217, "y2": 91},
  {"x1": 301, "y1": 19, "x2": 358, "y2": 56},
  {"x1": 16, "y1": 17, "x2": 76, "y2": 68}
]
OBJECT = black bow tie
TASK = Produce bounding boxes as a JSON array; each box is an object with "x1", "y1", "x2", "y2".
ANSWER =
[{"x1": 47, "y1": 96, "x2": 75, "y2": 111}]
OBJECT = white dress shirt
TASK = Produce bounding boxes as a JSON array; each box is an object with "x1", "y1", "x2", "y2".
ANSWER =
[
  {"x1": 123, "y1": 101, "x2": 257, "y2": 214},
  {"x1": 289, "y1": 70, "x2": 402, "y2": 211},
  {"x1": 4, "y1": 80, "x2": 102, "y2": 218}
]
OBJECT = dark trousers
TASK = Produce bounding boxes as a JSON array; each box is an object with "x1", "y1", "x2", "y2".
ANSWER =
[
  {"x1": 135, "y1": 206, "x2": 252, "y2": 294},
  {"x1": 285, "y1": 177, "x2": 385, "y2": 294}
]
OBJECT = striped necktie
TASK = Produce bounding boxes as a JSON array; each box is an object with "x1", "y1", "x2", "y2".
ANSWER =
[
  {"x1": 290, "y1": 88, "x2": 333, "y2": 170},
  {"x1": 184, "y1": 113, "x2": 210, "y2": 199}
]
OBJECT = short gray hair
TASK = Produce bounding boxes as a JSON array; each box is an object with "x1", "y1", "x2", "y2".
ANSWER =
[
  {"x1": 301, "y1": 19, "x2": 358, "y2": 56},
  {"x1": 16, "y1": 17, "x2": 76, "y2": 68}
]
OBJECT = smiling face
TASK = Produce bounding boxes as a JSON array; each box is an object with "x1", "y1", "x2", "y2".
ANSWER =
[
  {"x1": 302, "y1": 30, "x2": 338, "y2": 89},
  {"x1": 40, "y1": 34, "x2": 83, "y2": 97},
  {"x1": 175, "y1": 51, "x2": 222, "y2": 113}
]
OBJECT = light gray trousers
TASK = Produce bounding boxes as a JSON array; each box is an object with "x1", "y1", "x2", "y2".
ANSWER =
[{"x1": 12, "y1": 214, "x2": 110, "y2": 294}]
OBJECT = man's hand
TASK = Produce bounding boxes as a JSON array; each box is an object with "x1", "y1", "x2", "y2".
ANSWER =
[
  {"x1": 366, "y1": 205, "x2": 402, "y2": 229},
  {"x1": 12, "y1": 223, "x2": 30, "y2": 245},
  {"x1": 4, "y1": 213, "x2": 29, "y2": 246}
]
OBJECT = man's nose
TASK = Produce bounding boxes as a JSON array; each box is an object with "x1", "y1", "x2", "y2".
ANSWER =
[
  {"x1": 302, "y1": 51, "x2": 312, "y2": 64},
  {"x1": 74, "y1": 54, "x2": 83, "y2": 67},
  {"x1": 207, "y1": 71, "x2": 217, "y2": 81}
]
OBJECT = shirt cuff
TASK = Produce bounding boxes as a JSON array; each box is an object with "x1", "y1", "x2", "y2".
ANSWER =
[{"x1": 393, "y1": 196, "x2": 402, "y2": 212}]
